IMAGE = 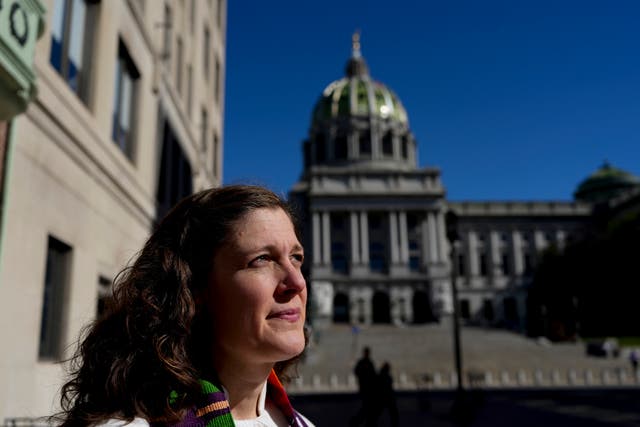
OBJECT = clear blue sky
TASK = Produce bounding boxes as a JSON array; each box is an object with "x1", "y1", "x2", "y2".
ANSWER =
[{"x1": 223, "y1": 0, "x2": 640, "y2": 201}]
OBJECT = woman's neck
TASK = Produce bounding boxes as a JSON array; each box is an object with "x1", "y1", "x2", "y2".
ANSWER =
[{"x1": 215, "y1": 361, "x2": 274, "y2": 420}]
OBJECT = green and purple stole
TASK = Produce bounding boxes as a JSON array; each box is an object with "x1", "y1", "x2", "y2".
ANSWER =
[{"x1": 170, "y1": 370, "x2": 308, "y2": 427}]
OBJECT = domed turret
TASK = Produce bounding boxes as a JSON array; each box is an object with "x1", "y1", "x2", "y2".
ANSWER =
[
  {"x1": 303, "y1": 33, "x2": 416, "y2": 170},
  {"x1": 574, "y1": 161, "x2": 640, "y2": 204}
]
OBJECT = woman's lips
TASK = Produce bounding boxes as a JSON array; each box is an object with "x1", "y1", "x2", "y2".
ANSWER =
[{"x1": 267, "y1": 308, "x2": 301, "y2": 322}]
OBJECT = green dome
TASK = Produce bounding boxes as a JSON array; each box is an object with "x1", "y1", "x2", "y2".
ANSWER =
[
  {"x1": 574, "y1": 162, "x2": 640, "y2": 203},
  {"x1": 311, "y1": 34, "x2": 408, "y2": 127}
]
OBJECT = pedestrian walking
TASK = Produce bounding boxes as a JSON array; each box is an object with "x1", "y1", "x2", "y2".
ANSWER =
[
  {"x1": 350, "y1": 347, "x2": 377, "y2": 427},
  {"x1": 377, "y1": 362, "x2": 399, "y2": 427}
]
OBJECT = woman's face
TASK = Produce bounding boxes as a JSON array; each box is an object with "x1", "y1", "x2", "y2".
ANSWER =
[{"x1": 205, "y1": 207, "x2": 307, "y2": 368}]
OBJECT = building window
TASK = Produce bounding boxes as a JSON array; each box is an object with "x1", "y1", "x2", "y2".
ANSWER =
[
  {"x1": 501, "y1": 253, "x2": 510, "y2": 275},
  {"x1": 215, "y1": 57, "x2": 221, "y2": 104},
  {"x1": 112, "y1": 41, "x2": 139, "y2": 158},
  {"x1": 359, "y1": 131, "x2": 371, "y2": 157},
  {"x1": 156, "y1": 121, "x2": 193, "y2": 220},
  {"x1": 331, "y1": 242, "x2": 348, "y2": 274},
  {"x1": 382, "y1": 131, "x2": 393, "y2": 156},
  {"x1": 479, "y1": 253, "x2": 488, "y2": 276},
  {"x1": 457, "y1": 253, "x2": 466, "y2": 276},
  {"x1": 162, "y1": 3, "x2": 172, "y2": 59},
  {"x1": 369, "y1": 242, "x2": 387, "y2": 273},
  {"x1": 187, "y1": 64, "x2": 193, "y2": 117},
  {"x1": 49, "y1": 0, "x2": 97, "y2": 102},
  {"x1": 483, "y1": 299, "x2": 494, "y2": 322},
  {"x1": 176, "y1": 36, "x2": 183, "y2": 95},
  {"x1": 523, "y1": 253, "x2": 533, "y2": 276},
  {"x1": 39, "y1": 236, "x2": 72, "y2": 361},
  {"x1": 409, "y1": 256, "x2": 420, "y2": 272},
  {"x1": 334, "y1": 134, "x2": 348, "y2": 160},
  {"x1": 459, "y1": 299, "x2": 471, "y2": 320},
  {"x1": 201, "y1": 107, "x2": 208, "y2": 151},
  {"x1": 212, "y1": 131, "x2": 219, "y2": 177},
  {"x1": 97, "y1": 276, "x2": 113, "y2": 318},
  {"x1": 203, "y1": 26, "x2": 210, "y2": 79}
]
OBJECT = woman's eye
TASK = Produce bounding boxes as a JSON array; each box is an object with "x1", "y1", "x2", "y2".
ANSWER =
[
  {"x1": 291, "y1": 253, "x2": 304, "y2": 264},
  {"x1": 249, "y1": 255, "x2": 270, "y2": 267}
]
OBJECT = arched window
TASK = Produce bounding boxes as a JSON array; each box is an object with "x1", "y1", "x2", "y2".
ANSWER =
[
  {"x1": 382, "y1": 131, "x2": 393, "y2": 156},
  {"x1": 333, "y1": 293, "x2": 350, "y2": 323},
  {"x1": 372, "y1": 291, "x2": 391, "y2": 324},
  {"x1": 412, "y1": 290, "x2": 434, "y2": 323},
  {"x1": 359, "y1": 131, "x2": 371, "y2": 157},
  {"x1": 334, "y1": 134, "x2": 348, "y2": 160}
]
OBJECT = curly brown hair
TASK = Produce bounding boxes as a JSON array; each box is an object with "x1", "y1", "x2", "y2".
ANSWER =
[{"x1": 58, "y1": 185, "x2": 306, "y2": 426}]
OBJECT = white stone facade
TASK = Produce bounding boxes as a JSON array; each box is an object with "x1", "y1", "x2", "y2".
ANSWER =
[{"x1": 0, "y1": 0, "x2": 226, "y2": 421}]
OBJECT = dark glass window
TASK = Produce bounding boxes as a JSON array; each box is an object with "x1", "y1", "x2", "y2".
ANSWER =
[
  {"x1": 50, "y1": 0, "x2": 97, "y2": 102},
  {"x1": 382, "y1": 131, "x2": 393, "y2": 156},
  {"x1": 457, "y1": 253, "x2": 466, "y2": 276},
  {"x1": 409, "y1": 256, "x2": 420, "y2": 271},
  {"x1": 501, "y1": 253, "x2": 510, "y2": 275},
  {"x1": 523, "y1": 253, "x2": 533, "y2": 276},
  {"x1": 369, "y1": 242, "x2": 387, "y2": 273},
  {"x1": 401, "y1": 137, "x2": 409, "y2": 159},
  {"x1": 156, "y1": 121, "x2": 193, "y2": 221},
  {"x1": 331, "y1": 242, "x2": 348, "y2": 274},
  {"x1": 112, "y1": 41, "x2": 139, "y2": 158},
  {"x1": 359, "y1": 131, "x2": 371, "y2": 156},
  {"x1": 369, "y1": 213, "x2": 383, "y2": 230},
  {"x1": 479, "y1": 253, "x2": 488, "y2": 276},
  {"x1": 334, "y1": 134, "x2": 348, "y2": 160},
  {"x1": 39, "y1": 236, "x2": 72, "y2": 360},
  {"x1": 459, "y1": 299, "x2": 471, "y2": 319},
  {"x1": 483, "y1": 299, "x2": 494, "y2": 322}
]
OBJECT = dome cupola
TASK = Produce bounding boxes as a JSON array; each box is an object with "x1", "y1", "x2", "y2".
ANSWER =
[
  {"x1": 574, "y1": 161, "x2": 640, "y2": 204},
  {"x1": 304, "y1": 33, "x2": 416, "y2": 170}
]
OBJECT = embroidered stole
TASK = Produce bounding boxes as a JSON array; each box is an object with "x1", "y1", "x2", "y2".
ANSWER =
[{"x1": 171, "y1": 370, "x2": 306, "y2": 427}]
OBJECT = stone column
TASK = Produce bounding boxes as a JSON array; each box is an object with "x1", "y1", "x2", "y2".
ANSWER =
[
  {"x1": 436, "y1": 212, "x2": 448, "y2": 263},
  {"x1": 389, "y1": 211, "x2": 400, "y2": 265},
  {"x1": 350, "y1": 212, "x2": 360, "y2": 265},
  {"x1": 490, "y1": 230, "x2": 501, "y2": 276},
  {"x1": 312, "y1": 211, "x2": 321, "y2": 265},
  {"x1": 399, "y1": 211, "x2": 409, "y2": 264},
  {"x1": 428, "y1": 212, "x2": 439, "y2": 263},
  {"x1": 466, "y1": 230, "x2": 479, "y2": 277},
  {"x1": 511, "y1": 230, "x2": 524, "y2": 276},
  {"x1": 421, "y1": 216, "x2": 432, "y2": 266},
  {"x1": 360, "y1": 211, "x2": 369, "y2": 264},
  {"x1": 322, "y1": 211, "x2": 331, "y2": 265}
]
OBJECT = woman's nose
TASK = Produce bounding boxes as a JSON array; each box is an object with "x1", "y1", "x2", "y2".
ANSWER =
[{"x1": 278, "y1": 262, "x2": 306, "y2": 295}]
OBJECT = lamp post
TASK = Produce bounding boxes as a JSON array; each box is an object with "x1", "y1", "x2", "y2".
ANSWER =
[{"x1": 445, "y1": 210, "x2": 464, "y2": 393}]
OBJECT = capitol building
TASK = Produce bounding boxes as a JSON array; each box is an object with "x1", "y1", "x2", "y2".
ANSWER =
[{"x1": 290, "y1": 35, "x2": 639, "y2": 330}]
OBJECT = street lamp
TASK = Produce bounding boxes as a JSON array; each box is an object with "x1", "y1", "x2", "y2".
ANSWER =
[{"x1": 445, "y1": 210, "x2": 463, "y2": 393}]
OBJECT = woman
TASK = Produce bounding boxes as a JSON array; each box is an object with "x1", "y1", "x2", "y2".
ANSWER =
[{"x1": 58, "y1": 185, "x2": 314, "y2": 426}]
